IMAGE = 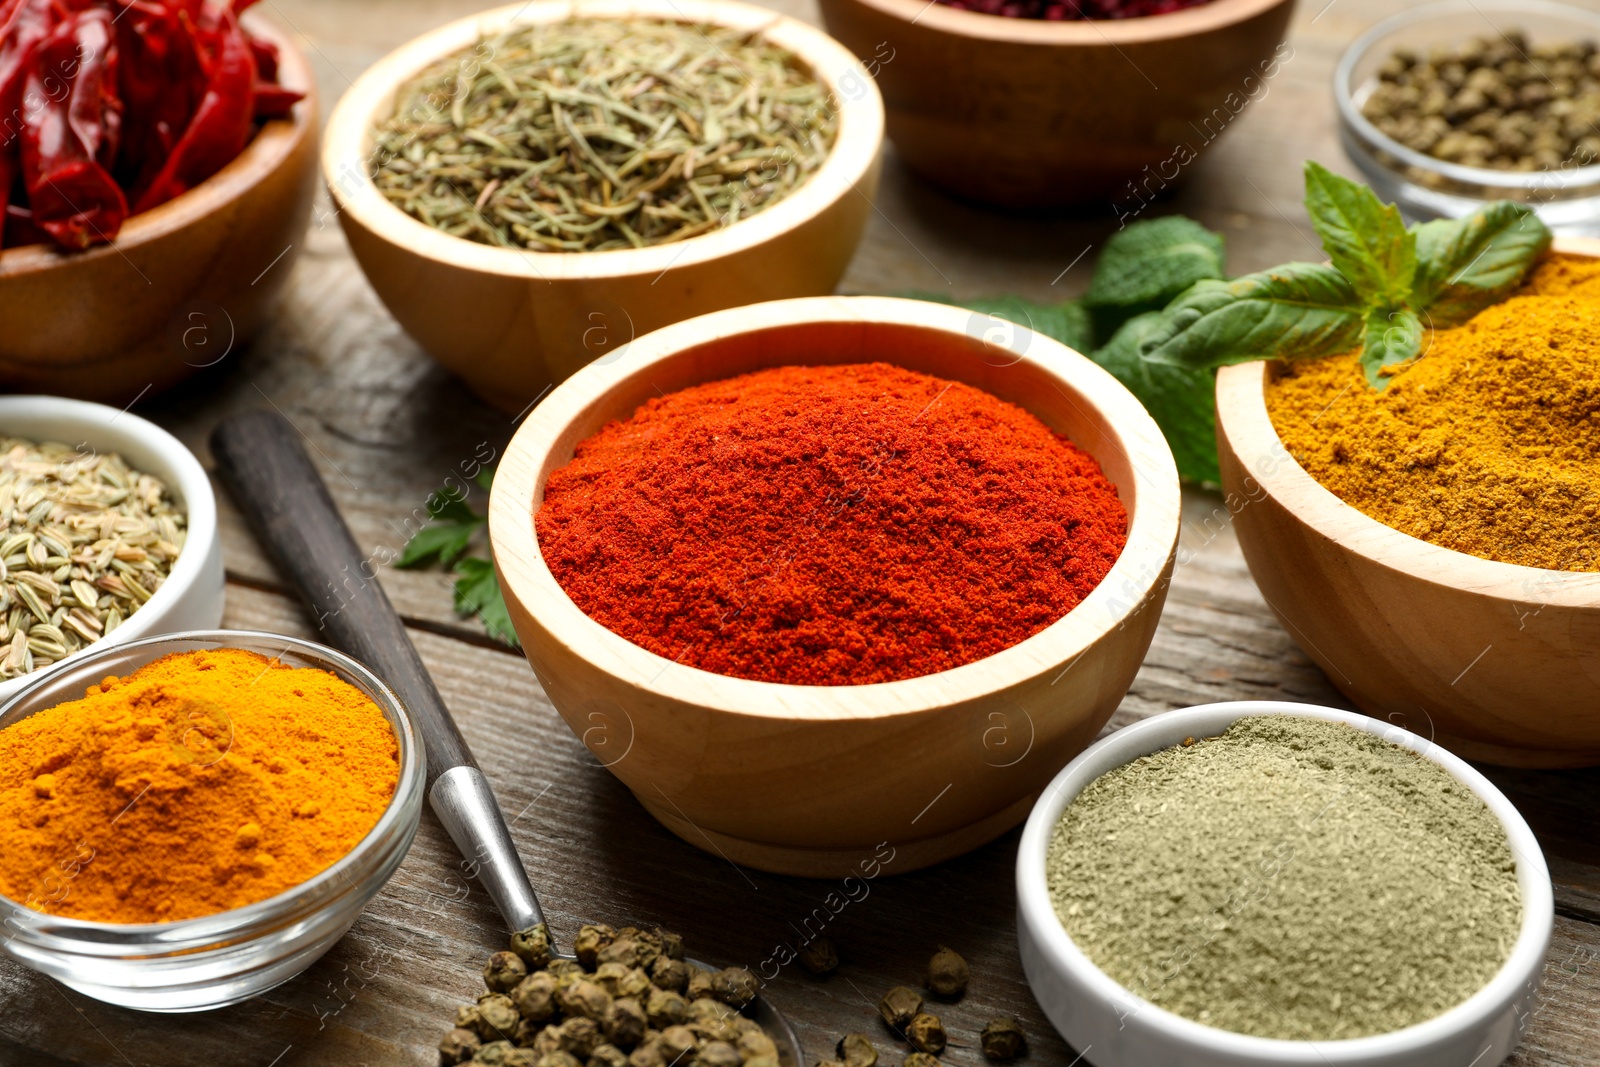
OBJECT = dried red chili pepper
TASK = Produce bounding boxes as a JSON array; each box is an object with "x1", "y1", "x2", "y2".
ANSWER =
[
  {"x1": 20, "y1": 8, "x2": 130, "y2": 250},
  {"x1": 537, "y1": 363, "x2": 1130, "y2": 686},
  {"x1": 3, "y1": 0, "x2": 300, "y2": 252},
  {"x1": 131, "y1": 6, "x2": 254, "y2": 212}
]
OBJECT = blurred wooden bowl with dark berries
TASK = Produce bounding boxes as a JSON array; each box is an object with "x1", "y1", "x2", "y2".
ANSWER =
[{"x1": 816, "y1": 0, "x2": 1296, "y2": 208}]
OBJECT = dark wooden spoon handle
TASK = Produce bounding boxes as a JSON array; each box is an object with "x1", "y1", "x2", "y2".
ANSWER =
[{"x1": 210, "y1": 409, "x2": 475, "y2": 783}]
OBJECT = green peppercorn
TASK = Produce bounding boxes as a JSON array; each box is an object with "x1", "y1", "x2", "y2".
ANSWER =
[
  {"x1": 798, "y1": 937, "x2": 839, "y2": 975},
  {"x1": 475, "y1": 1039, "x2": 516, "y2": 1066},
  {"x1": 660, "y1": 1025, "x2": 698, "y2": 1061},
  {"x1": 535, "y1": 1052, "x2": 581, "y2": 1067},
  {"x1": 485, "y1": 950, "x2": 529, "y2": 993},
  {"x1": 646, "y1": 987, "x2": 690, "y2": 1028},
  {"x1": 905, "y1": 1014, "x2": 946, "y2": 1056},
  {"x1": 696, "y1": 1040, "x2": 742, "y2": 1067},
  {"x1": 657, "y1": 928, "x2": 686, "y2": 960},
  {"x1": 512, "y1": 923, "x2": 553, "y2": 969},
  {"x1": 878, "y1": 986, "x2": 923, "y2": 1030},
  {"x1": 685, "y1": 965, "x2": 714, "y2": 1000},
  {"x1": 589, "y1": 1044, "x2": 629, "y2": 1067},
  {"x1": 925, "y1": 948, "x2": 968, "y2": 1000},
  {"x1": 557, "y1": 1017, "x2": 604, "y2": 1058},
  {"x1": 599, "y1": 938, "x2": 642, "y2": 969},
  {"x1": 438, "y1": 1025, "x2": 480, "y2": 1065},
  {"x1": 513, "y1": 971, "x2": 559, "y2": 1022},
  {"x1": 558, "y1": 978, "x2": 613, "y2": 1021},
  {"x1": 979, "y1": 1017, "x2": 1027, "y2": 1060},
  {"x1": 738, "y1": 1029, "x2": 779, "y2": 1061},
  {"x1": 503, "y1": 1050, "x2": 539, "y2": 1067},
  {"x1": 650, "y1": 955, "x2": 690, "y2": 992},
  {"x1": 836, "y1": 1033, "x2": 878, "y2": 1067},
  {"x1": 710, "y1": 967, "x2": 758, "y2": 1009},
  {"x1": 903, "y1": 1054, "x2": 941, "y2": 1067},
  {"x1": 476, "y1": 994, "x2": 521, "y2": 1041},
  {"x1": 575, "y1": 924, "x2": 617, "y2": 969},
  {"x1": 605, "y1": 997, "x2": 649, "y2": 1049}
]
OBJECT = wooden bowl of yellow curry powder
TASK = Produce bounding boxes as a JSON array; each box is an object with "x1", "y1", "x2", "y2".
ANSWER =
[
  {"x1": 1217, "y1": 238, "x2": 1600, "y2": 769},
  {"x1": 0, "y1": 631, "x2": 425, "y2": 1011}
]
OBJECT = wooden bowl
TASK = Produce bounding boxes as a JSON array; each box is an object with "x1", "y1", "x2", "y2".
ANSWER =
[
  {"x1": 0, "y1": 18, "x2": 318, "y2": 405},
  {"x1": 816, "y1": 0, "x2": 1295, "y2": 209},
  {"x1": 322, "y1": 0, "x2": 885, "y2": 416},
  {"x1": 1215, "y1": 239, "x2": 1600, "y2": 768},
  {"x1": 489, "y1": 296, "x2": 1181, "y2": 876}
]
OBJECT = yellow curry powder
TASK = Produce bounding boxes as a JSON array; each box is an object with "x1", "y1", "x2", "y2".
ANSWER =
[
  {"x1": 0, "y1": 648, "x2": 399, "y2": 924},
  {"x1": 1268, "y1": 253, "x2": 1600, "y2": 571}
]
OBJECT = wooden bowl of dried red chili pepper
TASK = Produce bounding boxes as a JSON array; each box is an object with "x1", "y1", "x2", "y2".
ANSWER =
[
  {"x1": 816, "y1": 0, "x2": 1295, "y2": 209},
  {"x1": 0, "y1": 2, "x2": 318, "y2": 404},
  {"x1": 488, "y1": 295, "x2": 1182, "y2": 878}
]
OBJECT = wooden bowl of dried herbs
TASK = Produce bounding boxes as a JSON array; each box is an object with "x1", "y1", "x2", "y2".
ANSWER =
[
  {"x1": 488, "y1": 295, "x2": 1182, "y2": 878},
  {"x1": 323, "y1": 0, "x2": 885, "y2": 415}
]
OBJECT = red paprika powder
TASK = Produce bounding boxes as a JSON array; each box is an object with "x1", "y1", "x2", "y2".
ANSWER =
[{"x1": 536, "y1": 363, "x2": 1128, "y2": 686}]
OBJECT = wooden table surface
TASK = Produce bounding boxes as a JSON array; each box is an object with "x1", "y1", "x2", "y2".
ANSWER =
[{"x1": 5, "y1": 0, "x2": 1600, "y2": 1063}]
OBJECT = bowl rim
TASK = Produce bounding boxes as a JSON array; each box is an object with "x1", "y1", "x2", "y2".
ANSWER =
[
  {"x1": 320, "y1": 0, "x2": 885, "y2": 282},
  {"x1": 1015, "y1": 700, "x2": 1554, "y2": 1061},
  {"x1": 489, "y1": 294, "x2": 1182, "y2": 718},
  {"x1": 0, "y1": 13, "x2": 315, "y2": 273},
  {"x1": 822, "y1": 0, "x2": 1290, "y2": 45},
  {"x1": 0, "y1": 629, "x2": 425, "y2": 938},
  {"x1": 1214, "y1": 239, "x2": 1600, "y2": 610},
  {"x1": 0, "y1": 396, "x2": 221, "y2": 701},
  {"x1": 1333, "y1": 0, "x2": 1600, "y2": 190}
]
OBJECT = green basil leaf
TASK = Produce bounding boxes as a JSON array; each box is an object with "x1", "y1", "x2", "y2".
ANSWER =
[
  {"x1": 453, "y1": 556, "x2": 520, "y2": 647},
  {"x1": 1411, "y1": 202, "x2": 1552, "y2": 327},
  {"x1": 1360, "y1": 306, "x2": 1424, "y2": 389},
  {"x1": 1303, "y1": 161, "x2": 1416, "y2": 306},
  {"x1": 1140, "y1": 263, "x2": 1366, "y2": 370},
  {"x1": 1092, "y1": 312, "x2": 1220, "y2": 485},
  {"x1": 1084, "y1": 216, "x2": 1226, "y2": 336}
]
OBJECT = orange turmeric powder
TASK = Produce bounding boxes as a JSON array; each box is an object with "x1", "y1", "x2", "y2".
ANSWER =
[
  {"x1": 0, "y1": 647, "x2": 399, "y2": 923},
  {"x1": 1268, "y1": 253, "x2": 1600, "y2": 571}
]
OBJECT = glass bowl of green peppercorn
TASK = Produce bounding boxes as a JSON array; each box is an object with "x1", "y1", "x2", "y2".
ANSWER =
[{"x1": 1336, "y1": 0, "x2": 1600, "y2": 234}]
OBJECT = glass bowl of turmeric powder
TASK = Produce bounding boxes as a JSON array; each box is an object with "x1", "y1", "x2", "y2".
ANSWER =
[{"x1": 0, "y1": 630, "x2": 426, "y2": 1011}]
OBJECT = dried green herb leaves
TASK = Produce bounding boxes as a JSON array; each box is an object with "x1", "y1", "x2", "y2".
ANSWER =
[
  {"x1": 371, "y1": 19, "x2": 839, "y2": 253},
  {"x1": 398, "y1": 466, "x2": 519, "y2": 647}
]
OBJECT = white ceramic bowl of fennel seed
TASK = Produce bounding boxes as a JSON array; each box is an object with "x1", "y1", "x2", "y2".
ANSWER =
[
  {"x1": 0, "y1": 397, "x2": 224, "y2": 703},
  {"x1": 1015, "y1": 701, "x2": 1553, "y2": 1067}
]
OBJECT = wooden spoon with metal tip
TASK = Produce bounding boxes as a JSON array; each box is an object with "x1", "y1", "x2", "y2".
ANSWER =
[{"x1": 211, "y1": 410, "x2": 803, "y2": 1065}]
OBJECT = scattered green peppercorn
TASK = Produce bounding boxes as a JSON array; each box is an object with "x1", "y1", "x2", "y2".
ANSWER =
[
  {"x1": 906, "y1": 1014, "x2": 946, "y2": 1056},
  {"x1": 574, "y1": 924, "x2": 616, "y2": 969},
  {"x1": 711, "y1": 967, "x2": 758, "y2": 1008},
  {"x1": 798, "y1": 937, "x2": 840, "y2": 975},
  {"x1": 485, "y1": 950, "x2": 528, "y2": 993},
  {"x1": 878, "y1": 986, "x2": 924, "y2": 1030},
  {"x1": 925, "y1": 947, "x2": 969, "y2": 1000},
  {"x1": 476, "y1": 993, "x2": 520, "y2": 1041},
  {"x1": 979, "y1": 1017, "x2": 1027, "y2": 1060},
  {"x1": 903, "y1": 1054, "x2": 941, "y2": 1067},
  {"x1": 651, "y1": 954, "x2": 690, "y2": 992}
]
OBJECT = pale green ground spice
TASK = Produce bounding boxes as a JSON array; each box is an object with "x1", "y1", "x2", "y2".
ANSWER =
[{"x1": 1046, "y1": 715, "x2": 1522, "y2": 1040}]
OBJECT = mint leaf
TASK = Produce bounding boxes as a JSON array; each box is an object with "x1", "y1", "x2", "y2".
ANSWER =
[
  {"x1": 1141, "y1": 264, "x2": 1366, "y2": 370},
  {"x1": 1093, "y1": 312, "x2": 1219, "y2": 485},
  {"x1": 960, "y1": 295, "x2": 1095, "y2": 354},
  {"x1": 1360, "y1": 306, "x2": 1423, "y2": 388},
  {"x1": 453, "y1": 556, "x2": 520, "y2": 647},
  {"x1": 1085, "y1": 216, "x2": 1226, "y2": 336},
  {"x1": 1304, "y1": 161, "x2": 1416, "y2": 307},
  {"x1": 1411, "y1": 202, "x2": 1552, "y2": 327}
]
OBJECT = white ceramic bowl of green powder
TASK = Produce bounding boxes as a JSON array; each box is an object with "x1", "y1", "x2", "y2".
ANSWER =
[{"x1": 1016, "y1": 702, "x2": 1553, "y2": 1067}]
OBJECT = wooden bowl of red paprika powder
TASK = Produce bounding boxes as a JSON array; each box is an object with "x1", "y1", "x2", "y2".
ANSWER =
[
  {"x1": 489, "y1": 296, "x2": 1181, "y2": 877},
  {"x1": 0, "y1": 13, "x2": 318, "y2": 404},
  {"x1": 815, "y1": 0, "x2": 1295, "y2": 209}
]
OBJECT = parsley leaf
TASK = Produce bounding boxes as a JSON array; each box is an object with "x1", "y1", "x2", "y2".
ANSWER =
[{"x1": 452, "y1": 556, "x2": 520, "y2": 648}]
